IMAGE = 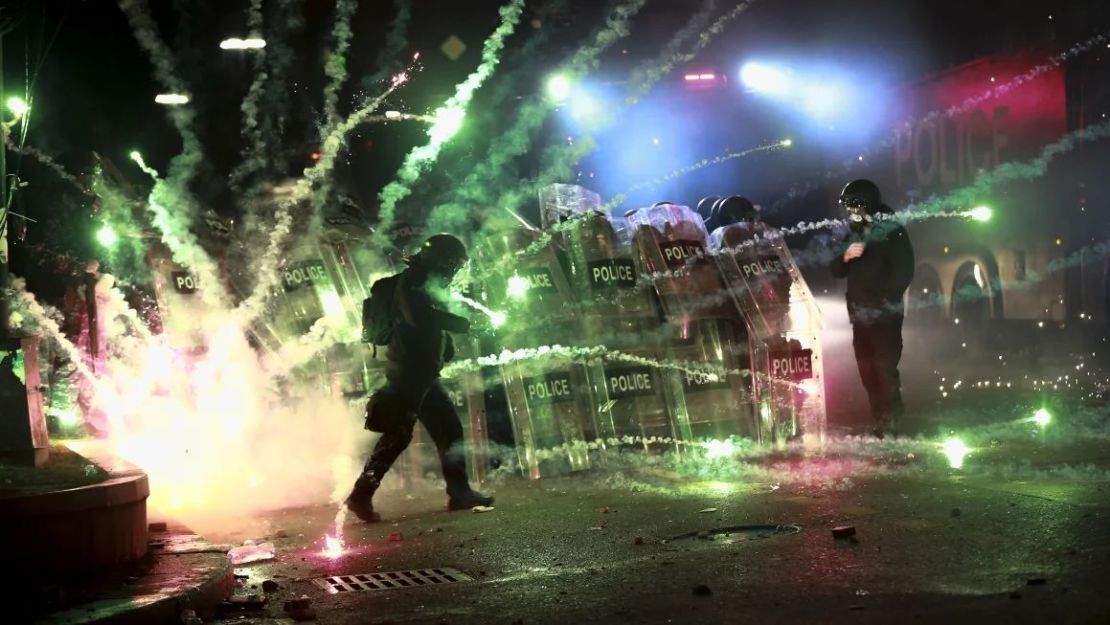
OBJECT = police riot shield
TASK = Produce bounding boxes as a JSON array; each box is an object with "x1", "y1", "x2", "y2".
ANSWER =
[
  {"x1": 624, "y1": 203, "x2": 757, "y2": 448},
  {"x1": 441, "y1": 334, "x2": 491, "y2": 485},
  {"x1": 146, "y1": 242, "x2": 211, "y2": 348},
  {"x1": 553, "y1": 195, "x2": 683, "y2": 455},
  {"x1": 477, "y1": 228, "x2": 600, "y2": 479},
  {"x1": 709, "y1": 222, "x2": 826, "y2": 448}
]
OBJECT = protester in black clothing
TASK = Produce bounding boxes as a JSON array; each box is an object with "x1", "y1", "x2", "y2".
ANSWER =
[
  {"x1": 346, "y1": 234, "x2": 493, "y2": 523},
  {"x1": 829, "y1": 180, "x2": 915, "y2": 438}
]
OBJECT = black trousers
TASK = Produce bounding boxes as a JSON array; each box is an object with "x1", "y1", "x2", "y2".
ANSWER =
[
  {"x1": 355, "y1": 369, "x2": 470, "y2": 498},
  {"x1": 851, "y1": 316, "x2": 905, "y2": 425}
]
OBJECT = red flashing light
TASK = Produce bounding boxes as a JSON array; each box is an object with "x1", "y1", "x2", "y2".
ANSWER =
[{"x1": 683, "y1": 71, "x2": 723, "y2": 88}]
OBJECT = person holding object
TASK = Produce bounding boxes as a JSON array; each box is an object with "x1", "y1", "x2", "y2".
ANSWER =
[{"x1": 829, "y1": 179, "x2": 915, "y2": 438}]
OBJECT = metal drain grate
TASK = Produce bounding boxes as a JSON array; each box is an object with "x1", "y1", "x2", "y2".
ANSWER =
[{"x1": 313, "y1": 568, "x2": 473, "y2": 594}]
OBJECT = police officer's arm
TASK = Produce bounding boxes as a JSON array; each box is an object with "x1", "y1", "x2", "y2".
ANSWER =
[
  {"x1": 884, "y1": 226, "x2": 915, "y2": 298},
  {"x1": 396, "y1": 282, "x2": 471, "y2": 334}
]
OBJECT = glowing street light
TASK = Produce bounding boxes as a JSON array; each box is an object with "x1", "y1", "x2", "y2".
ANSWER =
[
  {"x1": 969, "y1": 206, "x2": 993, "y2": 222},
  {"x1": 154, "y1": 93, "x2": 190, "y2": 105},
  {"x1": 220, "y1": 37, "x2": 267, "y2": 50},
  {"x1": 546, "y1": 73, "x2": 572, "y2": 101},
  {"x1": 6, "y1": 96, "x2": 29, "y2": 118}
]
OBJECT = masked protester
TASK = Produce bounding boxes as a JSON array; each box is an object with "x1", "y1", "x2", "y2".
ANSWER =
[
  {"x1": 346, "y1": 234, "x2": 493, "y2": 523},
  {"x1": 829, "y1": 180, "x2": 914, "y2": 438}
]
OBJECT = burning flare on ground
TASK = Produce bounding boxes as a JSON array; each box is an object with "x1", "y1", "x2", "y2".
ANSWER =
[{"x1": 321, "y1": 534, "x2": 347, "y2": 559}]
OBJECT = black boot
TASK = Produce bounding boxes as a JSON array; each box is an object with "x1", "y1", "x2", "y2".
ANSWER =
[
  {"x1": 345, "y1": 472, "x2": 383, "y2": 523},
  {"x1": 447, "y1": 489, "x2": 494, "y2": 510}
]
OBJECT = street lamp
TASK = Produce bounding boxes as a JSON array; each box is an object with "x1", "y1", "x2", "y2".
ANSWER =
[
  {"x1": 220, "y1": 38, "x2": 266, "y2": 50},
  {"x1": 154, "y1": 94, "x2": 190, "y2": 105}
]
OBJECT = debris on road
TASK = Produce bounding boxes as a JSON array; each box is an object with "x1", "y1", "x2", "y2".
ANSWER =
[
  {"x1": 473, "y1": 505, "x2": 495, "y2": 513},
  {"x1": 634, "y1": 536, "x2": 644, "y2": 545},
  {"x1": 831, "y1": 525, "x2": 856, "y2": 540},
  {"x1": 692, "y1": 584, "x2": 713, "y2": 596},
  {"x1": 228, "y1": 541, "x2": 275, "y2": 564},
  {"x1": 224, "y1": 592, "x2": 266, "y2": 609},
  {"x1": 595, "y1": 519, "x2": 608, "y2": 529},
  {"x1": 698, "y1": 508, "x2": 718, "y2": 514},
  {"x1": 388, "y1": 532, "x2": 404, "y2": 542}
]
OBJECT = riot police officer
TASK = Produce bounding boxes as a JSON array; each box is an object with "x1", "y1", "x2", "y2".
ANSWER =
[
  {"x1": 829, "y1": 180, "x2": 914, "y2": 438},
  {"x1": 346, "y1": 234, "x2": 493, "y2": 522}
]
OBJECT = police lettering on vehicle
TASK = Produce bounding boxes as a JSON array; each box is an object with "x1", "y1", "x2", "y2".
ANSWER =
[
  {"x1": 171, "y1": 271, "x2": 200, "y2": 294},
  {"x1": 523, "y1": 372, "x2": 574, "y2": 404},
  {"x1": 769, "y1": 349, "x2": 814, "y2": 381},
  {"x1": 587, "y1": 258, "x2": 637, "y2": 289},
  {"x1": 660, "y1": 240, "x2": 706, "y2": 270},
  {"x1": 605, "y1": 366, "x2": 655, "y2": 399},
  {"x1": 282, "y1": 259, "x2": 329, "y2": 292}
]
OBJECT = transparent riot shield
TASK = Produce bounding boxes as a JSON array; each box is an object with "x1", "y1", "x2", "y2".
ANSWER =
[
  {"x1": 146, "y1": 243, "x2": 211, "y2": 348},
  {"x1": 709, "y1": 222, "x2": 826, "y2": 448},
  {"x1": 556, "y1": 202, "x2": 683, "y2": 455},
  {"x1": 624, "y1": 204, "x2": 756, "y2": 450},
  {"x1": 441, "y1": 335, "x2": 491, "y2": 485},
  {"x1": 477, "y1": 228, "x2": 600, "y2": 478}
]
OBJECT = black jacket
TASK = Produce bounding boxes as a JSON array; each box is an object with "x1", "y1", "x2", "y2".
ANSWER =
[
  {"x1": 829, "y1": 206, "x2": 915, "y2": 325},
  {"x1": 387, "y1": 265, "x2": 470, "y2": 377}
]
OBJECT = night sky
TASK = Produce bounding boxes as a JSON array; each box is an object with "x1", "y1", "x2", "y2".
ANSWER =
[{"x1": 2, "y1": 0, "x2": 1106, "y2": 222}]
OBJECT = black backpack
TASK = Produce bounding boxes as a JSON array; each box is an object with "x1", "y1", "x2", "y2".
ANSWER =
[{"x1": 362, "y1": 275, "x2": 400, "y2": 347}]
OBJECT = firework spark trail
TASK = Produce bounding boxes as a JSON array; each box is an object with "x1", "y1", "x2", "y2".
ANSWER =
[
  {"x1": 771, "y1": 30, "x2": 1110, "y2": 213},
  {"x1": 10, "y1": 282, "x2": 97, "y2": 383},
  {"x1": 4, "y1": 140, "x2": 82, "y2": 190},
  {"x1": 129, "y1": 153, "x2": 228, "y2": 308},
  {"x1": 118, "y1": 0, "x2": 203, "y2": 190},
  {"x1": 475, "y1": 1, "x2": 756, "y2": 232},
  {"x1": 441, "y1": 343, "x2": 741, "y2": 381},
  {"x1": 625, "y1": 0, "x2": 755, "y2": 106},
  {"x1": 321, "y1": 0, "x2": 359, "y2": 134},
  {"x1": 119, "y1": 0, "x2": 225, "y2": 306},
  {"x1": 426, "y1": 0, "x2": 648, "y2": 233},
  {"x1": 902, "y1": 120, "x2": 1110, "y2": 217},
  {"x1": 364, "y1": 0, "x2": 413, "y2": 88},
  {"x1": 235, "y1": 77, "x2": 412, "y2": 323},
  {"x1": 228, "y1": 0, "x2": 269, "y2": 195},
  {"x1": 374, "y1": 0, "x2": 526, "y2": 244},
  {"x1": 488, "y1": 118, "x2": 1110, "y2": 282}
]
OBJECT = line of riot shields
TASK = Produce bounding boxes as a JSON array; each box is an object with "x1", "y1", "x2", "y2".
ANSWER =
[{"x1": 141, "y1": 183, "x2": 825, "y2": 488}]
